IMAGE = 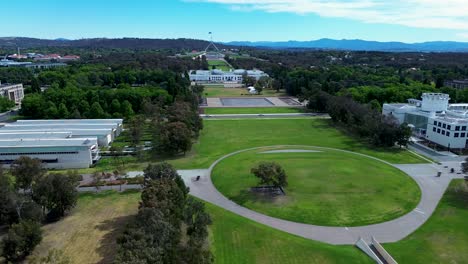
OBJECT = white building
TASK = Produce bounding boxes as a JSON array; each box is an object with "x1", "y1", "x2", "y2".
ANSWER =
[
  {"x1": 0, "y1": 82, "x2": 24, "y2": 104},
  {"x1": 189, "y1": 69, "x2": 268, "y2": 84},
  {"x1": 383, "y1": 93, "x2": 468, "y2": 149},
  {"x1": 0, "y1": 119, "x2": 123, "y2": 169},
  {"x1": 0, "y1": 138, "x2": 99, "y2": 169}
]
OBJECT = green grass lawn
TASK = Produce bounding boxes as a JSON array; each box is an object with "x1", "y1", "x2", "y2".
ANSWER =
[
  {"x1": 171, "y1": 118, "x2": 428, "y2": 169},
  {"x1": 385, "y1": 180, "x2": 468, "y2": 263},
  {"x1": 204, "y1": 87, "x2": 286, "y2": 97},
  {"x1": 79, "y1": 118, "x2": 427, "y2": 174},
  {"x1": 212, "y1": 146, "x2": 420, "y2": 226},
  {"x1": 206, "y1": 202, "x2": 372, "y2": 264},
  {"x1": 208, "y1": 60, "x2": 232, "y2": 71},
  {"x1": 31, "y1": 190, "x2": 371, "y2": 264},
  {"x1": 204, "y1": 107, "x2": 304, "y2": 114}
]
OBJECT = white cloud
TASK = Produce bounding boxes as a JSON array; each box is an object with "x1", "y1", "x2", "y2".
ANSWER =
[
  {"x1": 188, "y1": 0, "x2": 468, "y2": 30},
  {"x1": 456, "y1": 32, "x2": 468, "y2": 39}
]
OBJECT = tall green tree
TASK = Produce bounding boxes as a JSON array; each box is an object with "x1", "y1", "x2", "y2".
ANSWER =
[
  {"x1": 251, "y1": 162, "x2": 288, "y2": 188},
  {"x1": 1, "y1": 220, "x2": 42, "y2": 262},
  {"x1": 143, "y1": 162, "x2": 188, "y2": 196},
  {"x1": 88, "y1": 102, "x2": 106, "y2": 119},
  {"x1": 32, "y1": 173, "x2": 79, "y2": 219},
  {"x1": 11, "y1": 157, "x2": 45, "y2": 192},
  {"x1": 153, "y1": 122, "x2": 192, "y2": 156},
  {"x1": 31, "y1": 77, "x2": 41, "y2": 93}
]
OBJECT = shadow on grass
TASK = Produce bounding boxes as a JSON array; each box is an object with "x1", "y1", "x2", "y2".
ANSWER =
[
  {"x1": 78, "y1": 189, "x2": 141, "y2": 199},
  {"x1": 95, "y1": 214, "x2": 136, "y2": 264},
  {"x1": 444, "y1": 183, "x2": 468, "y2": 210},
  {"x1": 232, "y1": 189, "x2": 288, "y2": 206}
]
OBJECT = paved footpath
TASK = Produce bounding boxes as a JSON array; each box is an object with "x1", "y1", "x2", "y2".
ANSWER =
[
  {"x1": 182, "y1": 146, "x2": 465, "y2": 245},
  {"x1": 80, "y1": 146, "x2": 465, "y2": 245}
]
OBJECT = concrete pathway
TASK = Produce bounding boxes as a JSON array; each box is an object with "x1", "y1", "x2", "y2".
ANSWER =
[
  {"x1": 79, "y1": 145, "x2": 465, "y2": 245},
  {"x1": 183, "y1": 146, "x2": 465, "y2": 245},
  {"x1": 201, "y1": 113, "x2": 324, "y2": 119}
]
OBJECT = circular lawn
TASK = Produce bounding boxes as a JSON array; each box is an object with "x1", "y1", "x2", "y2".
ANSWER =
[{"x1": 211, "y1": 146, "x2": 421, "y2": 227}]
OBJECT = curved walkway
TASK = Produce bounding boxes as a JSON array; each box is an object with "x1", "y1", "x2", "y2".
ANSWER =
[{"x1": 185, "y1": 145, "x2": 464, "y2": 245}]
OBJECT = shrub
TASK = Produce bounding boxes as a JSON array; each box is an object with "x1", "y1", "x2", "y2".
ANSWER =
[{"x1": 2, "y1": 220, "x2": 42, "y2": 262}]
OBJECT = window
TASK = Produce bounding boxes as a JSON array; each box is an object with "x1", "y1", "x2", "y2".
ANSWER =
[
  {"x1": 434, "y1": 121, "x2": 437, "y2": 125},
  {"x1": 462, "y1": 133, "x2": 466, "y2": 137},
  {"x1": 447, "y1": 125, "x2": 451, "y2": 130},
  {"x1": 433, "y1": 127, "x2": 436, "y2": 132},
  {"x1": 463, "y1": 126, "x2": 467, "y2": 131},
  {"x1": 443, "y1": 124, "x2": 446, "y2": 129},
  {"x1": 455, "y1": 133, "x2": 459, "y2": 138},
  {"x1": 438, "y1": 122, "x2": 442, "y2": 127},
  {"x1": 437, "y1": 128, "x2": 441, "y2": 133},
  {"x1": 442, "y1": 130, "x2": 445, "y2": 135},
  {"x1": 456, "y1": 126, "x2": 460, "y2": 131},
  {"x1": 447, "y1": 132, "x2": 450, "y2": 137}
]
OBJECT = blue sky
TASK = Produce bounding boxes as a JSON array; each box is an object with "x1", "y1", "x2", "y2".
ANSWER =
[{"x1": 2, "y1": 0, "x2": 468, "y2": 43}]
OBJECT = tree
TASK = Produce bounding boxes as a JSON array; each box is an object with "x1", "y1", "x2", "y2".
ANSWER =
[
  {"x1": 2, "y1": 220, "x2": 42, "y2": 262},
  {"x1": 91, "y1": 171, "x2": 105, "y2": 192},
  {"x1": 32, "y1": 173, "x2": 78, "y2": 219},
  {"x1": 127, "y1": 115, "x2": 144, "y2": 146},
  {"x1": 31, "y1": 77, "x2": 41, "y2": 93},
  {"x1": 167, "y1": 101, "x2": 203, "y2": 137},
  {"x1": 11, "y1": 156, "x2": 45, "y2": 192},
  {"x1": 0, "y1": 167, "x2": 17, "y2": 225},
  {"x1": 0, "y1": 97, "x2": 15, "y2": 112},
  {"x1": 154, "y1": 122, "x2": 192, "y2": 156},
  {"x1": 44, "y1": 102, "x2": 58, "y2": 119},
  {"x1": 115, "y1": 208, "x2": 179, "y2": 264},
  {"x1": 396, "y1": 123, "x2": 412, "y2": 148},
  {"x1": 57, "y1": 103, "x2": 69, "y2": 118},
  {"x1": 110, "y1": 99, "x2": 122, "y2": 115},
  {"x1": 251, "y1": 162, "x2": 287, "y2": 188},
  {"x1": 182, "y1": 197, "x2": 213, "y2": 264},
  {"x1": 121, "y1": 100, "x2": 134, "y2": 119},
  {"x1": 254, "y1": 82, "x2": 263, "y2": 94},
  {"x1": 143, "y1": 162, "x2": 188, "y2": 196},
  {"x1": 88, "y1": 102, "x2": 106, "y2": 119},
  {"x1": 140, "y1": 179, "x2": 185, "y2": 226}
]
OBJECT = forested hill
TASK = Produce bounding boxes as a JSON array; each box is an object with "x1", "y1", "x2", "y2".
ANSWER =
[{"x1": 0, "y1": 37, "x2": 229, "y2": 50}]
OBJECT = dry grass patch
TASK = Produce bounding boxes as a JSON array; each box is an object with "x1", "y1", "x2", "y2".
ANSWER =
[{"x1": 30, "y1": 190, "x2": 140, "y2": 264}]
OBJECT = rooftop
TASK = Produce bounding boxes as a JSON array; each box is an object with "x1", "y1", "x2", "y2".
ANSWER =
[
  {"x1": 0, "y1": 137, "x2": 98, "y2": 148},
  {"x1": 0, "y1": 128, "x2": 113, "y2": 136},
  {"x1": 16, "y1": 119, "x2": 123, "y2": 125}
]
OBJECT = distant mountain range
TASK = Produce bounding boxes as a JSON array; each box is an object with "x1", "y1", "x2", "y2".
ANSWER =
[
  {"x1": 226, "y1": 38, "x2": 468, "y2": 52},
  {"x1": 1, "y1": 37, "x2": 468, "y2": 52}
]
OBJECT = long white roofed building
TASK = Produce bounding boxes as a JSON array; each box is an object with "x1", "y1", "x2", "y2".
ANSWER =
[{"x1": 0, "y1": 119, "x2": 123, "y2": 169}]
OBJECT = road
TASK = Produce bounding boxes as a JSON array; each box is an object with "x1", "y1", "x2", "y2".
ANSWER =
[{"x1": 200, "y1": 113, "x2": 328, "y2": 119}]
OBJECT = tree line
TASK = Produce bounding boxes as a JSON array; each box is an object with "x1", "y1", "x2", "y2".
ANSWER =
[
  {"x1": 115, "y1": 162, "x2": 212, "y2": 264},
  {"x1": 304, "y1": 89, "x2": 411, "y2": 148},
  {"x1": 0, "y1": 157, "x2": 79, "y2": 262}
]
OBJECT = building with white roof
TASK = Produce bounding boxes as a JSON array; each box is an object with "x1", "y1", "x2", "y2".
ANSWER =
[
  {"x1": 189, "y1": 69, "x2": 268, "y2": 84},
  {"x1": 383, "y1": 93, "x2": 468, "y2": 149},
  {"x1": 0, "y1": 119, "x2": 123, "y2": 169},
  {"x1": 0, "y1": 137, "x2": 99, "y2": 169}
]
